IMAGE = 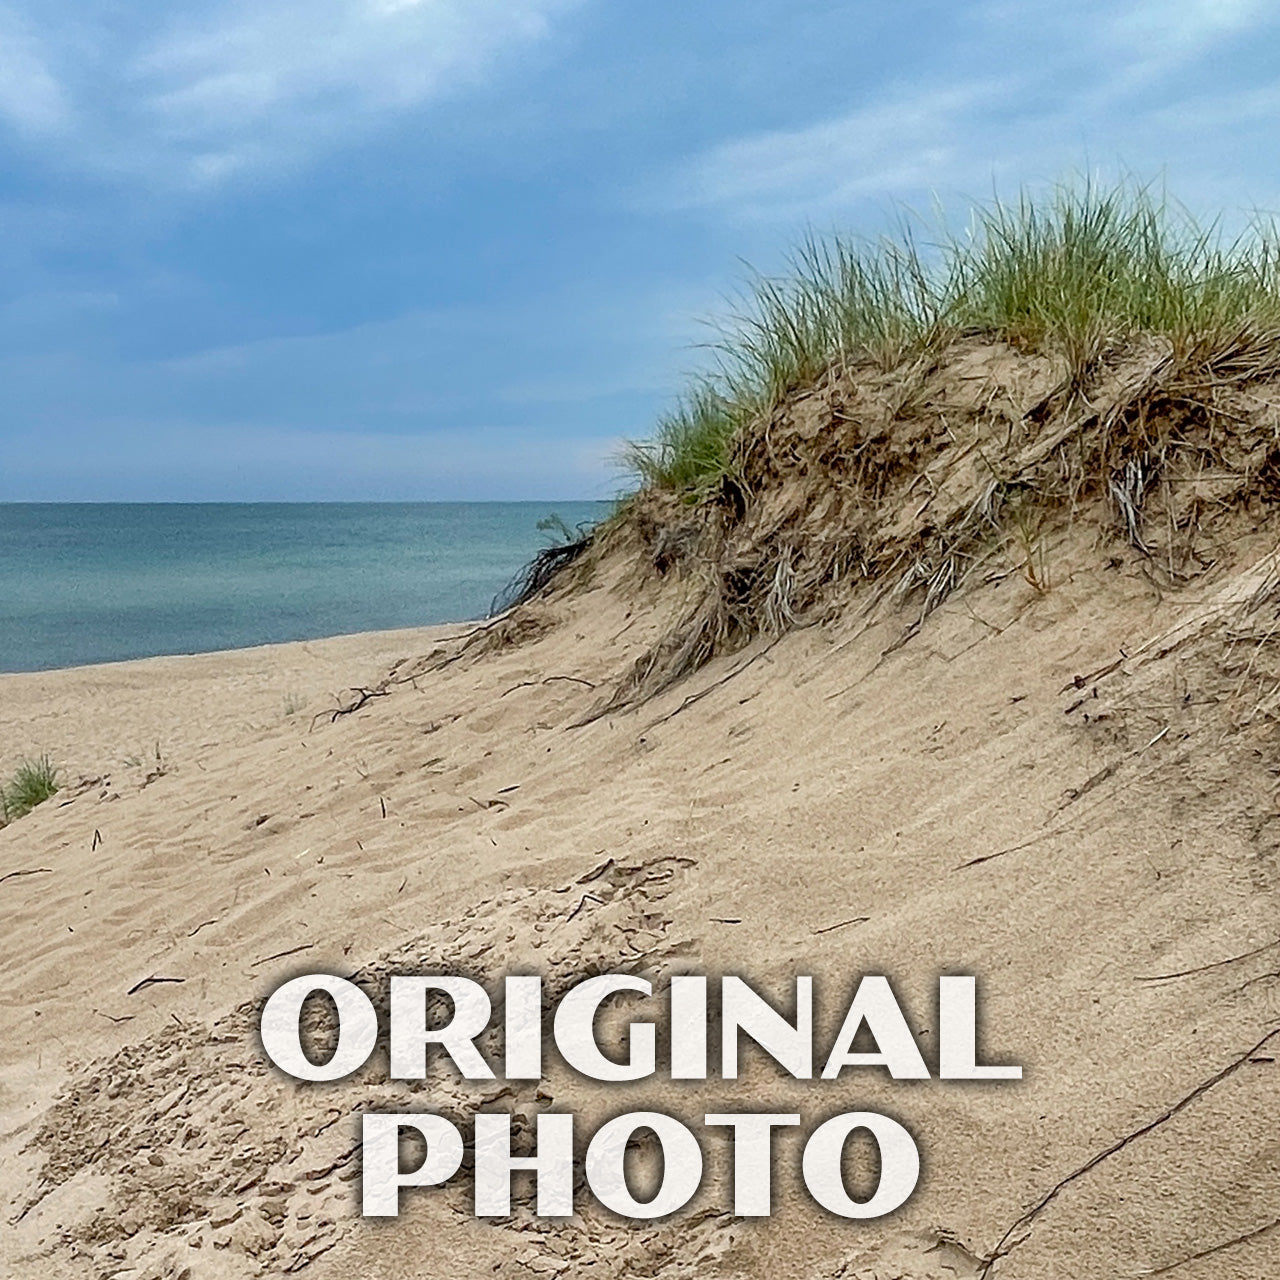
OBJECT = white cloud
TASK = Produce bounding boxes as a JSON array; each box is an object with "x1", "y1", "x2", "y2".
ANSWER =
[
  {"x1": 0, "y1": 0, "x2": 586, "y2": 186},
  {"x1": 666, "y1": 0, "x2": 1280, "y2": 224},
  {"x1": 0, "y1": 8, "x2": 69, "y2": 133},
  {"x1": 666, "y1": 80, "x2": 1016, "y2": 222},
  {"x1": 1106, "y1": 0, "x2": 1269, "y2": 62}
]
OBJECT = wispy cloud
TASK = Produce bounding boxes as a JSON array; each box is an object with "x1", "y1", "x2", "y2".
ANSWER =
[
  {"x1": 0, "y1": 0, "x2": 587, "y2": 186},
  {"x1": 665, "y1": 0, "x2": 1280, "y2": 223},
  {"x1": 1105, "y1": 0, "x2": 1270, "y2": 65},
  {"x1": 664, "y1": 80, "x2": 1017, "y2": 223},
  {"x1": 0, "y1": 8, "x2": 69, "y2": 133}
]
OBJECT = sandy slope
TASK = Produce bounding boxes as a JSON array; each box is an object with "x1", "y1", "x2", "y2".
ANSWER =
[{"x1": 2, "y1": 543, "x2": 1278, "y2": 1280}]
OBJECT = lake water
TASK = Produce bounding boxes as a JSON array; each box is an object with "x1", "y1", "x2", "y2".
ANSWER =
[{"x1": 0, "y1": 502, "x2": 609, "y2": 673}]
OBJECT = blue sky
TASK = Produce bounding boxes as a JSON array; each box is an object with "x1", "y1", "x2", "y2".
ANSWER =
[{"x1": 1, "y1": 0, "x2": 1279, "y2": 500}]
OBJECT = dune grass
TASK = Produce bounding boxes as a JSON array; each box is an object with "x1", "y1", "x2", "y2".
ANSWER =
[
  {"x1": 2, "y1": 755, "x2": 59, "y2": 822},
  {"x1": 624, "y1": 178, "x2": 1280, "y2": 493},
  {"x1": 619, "y1": 383, "x2": 747, "y2": 493}
]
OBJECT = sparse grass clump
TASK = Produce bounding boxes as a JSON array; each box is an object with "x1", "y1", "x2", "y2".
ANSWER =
[
  {"x1": 2, "y1": 755, "x2": 59, "y2": 822},
  {"x1": 627, "y1": 178, "x2": 1280, "y2": 493},
  {"x1": 621, "y1": 384, "x2": 746, "y2": 494}
]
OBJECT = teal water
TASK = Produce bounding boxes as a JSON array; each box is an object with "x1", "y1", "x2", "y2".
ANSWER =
[{"x1": 0, "y1": 503, "x2": 609, "y2": 673}]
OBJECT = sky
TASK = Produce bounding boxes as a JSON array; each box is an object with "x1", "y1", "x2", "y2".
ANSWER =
[{"x1": 2, "y1": 0, "x2": 1280, "y2": 501}]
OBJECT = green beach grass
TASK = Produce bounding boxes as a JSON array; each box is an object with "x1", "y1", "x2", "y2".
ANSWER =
[
  {"x1": 2, "y1": 755, "x2": 59, "y2": 822},
  {"x1": 623, "y1": 178, "x2": 1280, "y2": 494}
]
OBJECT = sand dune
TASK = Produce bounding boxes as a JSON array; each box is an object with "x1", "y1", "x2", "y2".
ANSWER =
[
  {"x1": 2, "y1": 520, "x2": 1279, "y2": 1278},
  {"x1": 11, "y1": 189, "x2": 1280, "y2": 1280}
]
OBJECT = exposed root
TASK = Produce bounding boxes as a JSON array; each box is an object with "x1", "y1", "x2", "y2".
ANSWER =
[
  {"x1": 641, "y1": 642, "x2": 778, "y2": 729},
  {"x1": 310, "y1": 606, "x2": 561, "y2": 729},
  {"x1": 493, "y1": 531, "x2": 595, "y2": 613},
  {"x1": 606, "y1": 335, "x2": 1280, "y2": 713},
  {"x1": 1146, "y1": 1216, "x2": 1280, "y2": 1276},
  {"x1": 978, "y1": 1024, "x2": 1280, "y2": 1277},
  {"x1": 311, "y1": 684, "x2": 390, "y2": 727},
  {"x1": 1136, "y1": 935, "x2": 1280, "y2": 984},
  {"x1": 501, "y1": 675, "x2": 597, "y2": 697}
]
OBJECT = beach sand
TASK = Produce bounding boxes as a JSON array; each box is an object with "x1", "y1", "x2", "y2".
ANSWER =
[{"x1": 2, "y1": 544, "x2": 1279, "y2": 1279}]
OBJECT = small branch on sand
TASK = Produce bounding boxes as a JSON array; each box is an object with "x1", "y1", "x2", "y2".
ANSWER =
[
  {"x1": 1060, "y1": 655, "x2": 1126, "y2": 693},
  {"x1": 250, "y1": 943, "x2": 316, "y2": 968},
  {"x1": 1145, "y1": 1215, "x2": 1280, "y2": 1275},
  {"x1": 567, "y1": 892, "x2": 603, "y2": 922},
  {"x1": 0, "y1": 867, "x2": 53, "y2": 886},
  {"x1": 312, "y1": 686, "x2": 391, "y2": 729},
  {"x1": 1136, "y1": 934, "x2": 1280, "y2": 983},
  {"x1": 400, "y1": 615, "x2": 525, "y2": 679},
  {"x1": 126, "y1": 975, "x2": 185, "y2": 996},
  {"x1": 641, "y1": 646, "x2": 777, "y2": 730},
  {"x1": 956, "y1": 828, "x2": 1069, "y2": 870},
  {"x1": 978, "y1": 1024, "x2": 1280, "y2": 1278},
  {"x1": 501, "y1": 675, "x2": 597, "y2": 697},
  {"x1": 811, "y1": 916, "x2": 870, "y2": 935},
  {"x1": 1058, "y1": 760, "x2": 1119, "y2": 809}
]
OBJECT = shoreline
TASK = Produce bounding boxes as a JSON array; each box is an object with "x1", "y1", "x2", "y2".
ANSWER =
[
  {"x1": 0, "y1": 617, "x2": 480, "y2": 681},
  {"x1": 0, "y1": 620, "x2": 466, "y2": 782}
]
